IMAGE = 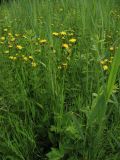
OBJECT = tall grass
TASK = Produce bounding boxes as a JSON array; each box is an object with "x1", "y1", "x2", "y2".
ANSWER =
[{"x1": 0, "y1": 0, "x2": 120, "y2": 159}]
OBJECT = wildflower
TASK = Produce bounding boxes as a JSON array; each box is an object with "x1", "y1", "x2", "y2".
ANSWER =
[
  {"x1": 31, "y1": 61, "x2": 37, "y2": 67},
  {"x1": 1, "y1": 37, "x2": 5, "y2": 41},
  {"x1": 15, "y1": 34, "x2": 20, "y2": 37},
  {"x1": 28, "y1": 56, "x2": 34, "y2": 60},
  {"x1": 9, "y1": 56, "x2": 17, "y2": 60},
  {"x1": 69, "y1": 38, "x2": 77, "y2": 43},
  {"x1": 16, "y1": 45, "x2": 23, "y2": 50},
  {"x1": 52, "y1": 32, "x2": 59, "y2": 36},
  {"x1": 100, "y1": 60, "x2": 105, "y2": 65},
  {"x1": 8, "y1": 44, "x2": 13, "y2": 48},
  {"x1": 8, "y1": 33, "x2": 12, "y2": 37},
  {"x1": 109, "y1": 46, "x2": 114, "y2": 51},
  {"x1": 62, "y1": 43, "x2": 69, "y2": 49},
  {"x1": 68, "y1": 33, "x2": 74, "y2": 36},
  {"x1": 104, "y1": 59, "x2": 108, "y2": 63},
  {"x1": 61, "y1": 37, "x2": 65, "y2": 40},
  {"x1": 39, "y1": 39, "x2": 47, "y2": 44},
  {"x1": 10, "y1": 37, "x2": 15, "y2": 42},
  {"x1": 23, "y1": 56, "x2": 28, "y2": 61},
  {"x1": 103, "y1": 65, "x2": 108, "y2": 71},
  {"x1": 60, "y1": 31, "x2": 67, "y2": 36}
]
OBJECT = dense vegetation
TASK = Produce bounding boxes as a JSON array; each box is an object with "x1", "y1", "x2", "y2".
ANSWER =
[{"x1": 0, "y1": 0, "x2": 120, "y2": 159}]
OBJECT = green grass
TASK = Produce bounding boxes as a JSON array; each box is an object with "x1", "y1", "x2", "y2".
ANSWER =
[{"x1": 0, "y1": 0, "x2": 120, "y2": 160}]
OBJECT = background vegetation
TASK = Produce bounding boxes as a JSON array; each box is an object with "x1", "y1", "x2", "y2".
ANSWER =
[{"x1": 0, "y1": 0, "x2": 120, "y2": 159}]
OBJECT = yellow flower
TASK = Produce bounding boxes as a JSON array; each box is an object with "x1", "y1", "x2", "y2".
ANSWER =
[
  {"x1": 10, "y1": 37, "x2": 15, "y2": 42},
  {"x1": 103, "y1": 65, "x2": 108, "y2": 71},
  {"x1": 61, "y1": 37, "x2": 65, "y2": 40},
  {"x1": 8, "y1": 45, "x2": 13, "y2": 48},
  {"x1": 100, "y1": 60, "x2": 105, "y2": 65},
  {"x1": 62, "y1": 43, "x2": 69, "y2": 49},
  {"x1": 109, "y1": 46, "x2": 114, "y2": 51},
  {"x1": 69, "y1": 38, "x2": 77, "y2": 43},
  {"x1": 68, "y1": 33, "x2": 74, "y2": 36},
  {"x1": 15, "y1": 34, "x2": 20, "y2": 37},
  {"x1": 9, "y1": 56, "x2": 17, "y2": 60},
  {"x1": 1, "y1": 37, "x2": 5, "y2": 41},
  {"x1": 28, "y1": 56, "x2": 34, "y2": 60},
  {"x1": 23, "y1": 56, "x2": 28, "y2": 61},
  {"x1": 31, "y1": 62, "x2": 37, "y2": 67},
  {"x1": 16, "y1": 45, "x2": 23, "y2": 50},
  {"x1": 60, "y1": 31, "x2": 67, "y2": 36},
  {"x1": 52, "y1": 32, "x2": 59, "y2": 36},
  {"x1": 8, "y1": 33, "x2": 12, "y2": 37},
  {"x1": 104, "y1": 59, "x2": 108, "y2": 63},
  {"x1": 39, "y1": 39, "x2": 47, "y2": 44}
]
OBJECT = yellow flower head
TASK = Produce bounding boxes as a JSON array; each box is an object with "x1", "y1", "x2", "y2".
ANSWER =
[
  {"x1": 8, "y1": 33, "x2": 12, "y2": 37},
  {"x1": 69, "y1": 38, "x2": 77, "y2": 43},
  {"x1": 32, "y1": 62, "x2": 37, "y2": 67},
  {"x1": 9, "y1": 56, "x2": 17, "y2": 60},
  {"x1": 52, "y1": 32, "x2": 59, "y2": 36},
  {"x1": 10, "y1": 37, "x2": 15, "y2": 42},
  {"x1": 28, "y1": 56, "x2": 34, "y2": 60},
  {"x1": 39, "y1": 39, "x2": 47, "y2": 44},
  {"x1": 60, "y1": 31, "x2": 67, "y2": 36},
  {"x1": 109, "y1": 46, "x2": 114, "y2": 51},
  {"x1": 62, "y1": 43, "x2": 69, "y2": 49},
  {"x1": 16, "y1": 45, "x2": 23, "y2": 50},
  {"x1": 103, "y1": 65, "x2": 108, "y2": 71},
  {"x1": 8, "y1": 44, "x2": 13, "y2": 48},
  {"x1": 104, "y1": 59, "x2": 108, "y2": 63},
  {"x1": 100, "y1": 60, "x2": 105, "y2": 65},
  {"x1": 23, "y1": 56, "x2": 28, "y2": 61},
  {"x1": 1, "y1": 37, "x2": 5, "y2": 41},
  {"x1": 68, "y1": 33, "x2": 74, "y2": 36}
]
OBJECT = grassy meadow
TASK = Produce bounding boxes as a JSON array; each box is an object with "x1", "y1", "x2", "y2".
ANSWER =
[{"x1": 0, "y1": 0, "x2": 120, "y2": 159}]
